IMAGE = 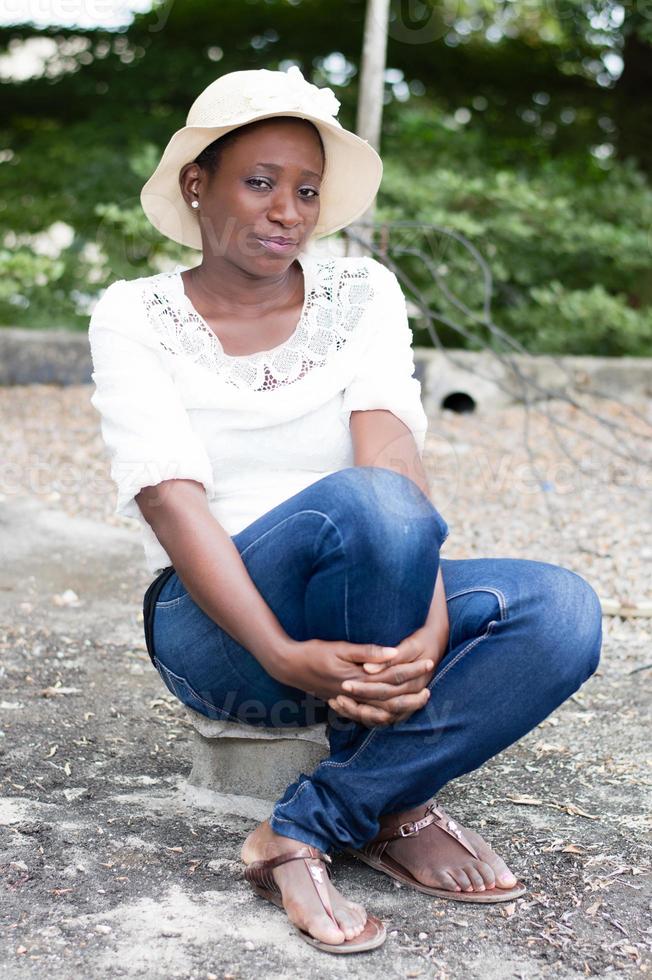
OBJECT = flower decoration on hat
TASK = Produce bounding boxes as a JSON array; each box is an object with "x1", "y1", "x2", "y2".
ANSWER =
[{"x1": 247, "y1": 66, "x2": 341, "y2": 120}]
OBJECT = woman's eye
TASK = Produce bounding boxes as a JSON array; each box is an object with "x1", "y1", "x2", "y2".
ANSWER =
[
  {"x1": 246, "y1": 177, "x2": 319, "y2": 199},
  {"x1": 247, "y1": 177, "x2": 272, "y2": 190}
]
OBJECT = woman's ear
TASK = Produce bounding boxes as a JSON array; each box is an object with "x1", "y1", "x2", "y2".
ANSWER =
[{"x1": 179, "y1": 163, "x2": 203, "y2": 207}]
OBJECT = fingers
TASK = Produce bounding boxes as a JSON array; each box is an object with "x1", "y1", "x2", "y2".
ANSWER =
[
  {"x1": 328, "y1": 695, "x2": 396, "y2": 728},
  {"x1": 363, "y1": 636, "x2": 423, "y2": 673},
  {"x1": 368, "y1": 658, "x2": 434, "y2": 688},
  {"x1": 339, "y1": 643, "x2": 399, "y2": 666},
  {"x1": 341, "y1": 660, "x2": 434, "y2": 702},
  {"x1": 328, "y1": 688, "x2": 430, "y2": 727},
  {"x1": 363, "y1": 661, "x2": 397, "y2": 674},
  {"x1": 369, "y1": 688, "x2": 431, "y2": 723}
]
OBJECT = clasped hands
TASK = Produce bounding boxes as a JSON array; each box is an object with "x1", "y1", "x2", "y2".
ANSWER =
[
  {"x1": 275, "y1": 569, "x2": 449, "y2": 728},
  {"x1": 327, "y1": 620, "x2": 448, "y2": 727}
]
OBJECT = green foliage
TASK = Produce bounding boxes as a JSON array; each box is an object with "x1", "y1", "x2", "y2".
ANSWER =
[
  {"x1": 377, "y1": 138, "x2": 652, "y2": 355},
  {"x1": 519, "y1": 282, "x2": 652, "y2": 356},
  {"x1": 0, "y1": 249, "x2": 66, "y2": 321}
]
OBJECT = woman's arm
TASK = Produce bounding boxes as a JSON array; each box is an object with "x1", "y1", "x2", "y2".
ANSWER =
[
  {"x1": 138, "y1": 478, "x2": 408, "y2": 700},
  {"x1": 137, "y1": 479, "x2": 295, "y2": 676}
]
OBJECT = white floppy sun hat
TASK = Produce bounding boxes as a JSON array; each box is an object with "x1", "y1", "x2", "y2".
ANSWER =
[{"x1": 140, "y1": 65, "x2": 383, "y2": 251}]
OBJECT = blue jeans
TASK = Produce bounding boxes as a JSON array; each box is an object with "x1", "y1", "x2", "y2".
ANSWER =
[{"x1": 146, "y1": 466, "x2": 603, "y2": 854}]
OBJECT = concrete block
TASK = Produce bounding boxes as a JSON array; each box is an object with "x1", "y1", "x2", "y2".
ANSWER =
[
  {"x1": 185, "y1": 707, "x2": 329, "y2": 801},
  {"x1": 418, "y1": 348, "x2": 513, "y2": 414}
]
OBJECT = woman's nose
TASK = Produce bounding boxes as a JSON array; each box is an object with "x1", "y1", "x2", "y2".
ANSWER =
[{"x1": 267, "y1": 188, "x2": 301, "y2": 228}]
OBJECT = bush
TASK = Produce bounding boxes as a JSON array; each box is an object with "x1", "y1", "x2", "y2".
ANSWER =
[{"x1": 377, "y1": 154, "x2": 652, "y2": 356}]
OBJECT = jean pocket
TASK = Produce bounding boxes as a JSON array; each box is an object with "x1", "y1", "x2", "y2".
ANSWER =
[
  {"x1": 152, "y1": 656, "x2": 240, "y2": 722},
  {"x1": 155, "y1": 593, "x2": 191, "y2": 610},
  {"x1": 155, "y1": 570, "x2": 191, "y2": 608}
]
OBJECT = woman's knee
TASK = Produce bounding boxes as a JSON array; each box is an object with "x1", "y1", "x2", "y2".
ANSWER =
[
  {"x1": 528, "y1": 563, "x2": 603, "y2": 689},
  {"x1": 333, "y1": 466, "x2": 449, "y2": 554}
]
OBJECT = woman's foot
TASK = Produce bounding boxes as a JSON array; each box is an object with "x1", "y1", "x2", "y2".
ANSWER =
[
  {"x1": 382, "y1": 802, "x2": 519, "y2": 894},
  {"x1": 241, "y1": 820, "x2": 368, "y2": 946}
]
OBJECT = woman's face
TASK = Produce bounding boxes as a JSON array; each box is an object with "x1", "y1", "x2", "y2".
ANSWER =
[{"x1": 182, "y1": 118, "x2": 324, "y2": 273}]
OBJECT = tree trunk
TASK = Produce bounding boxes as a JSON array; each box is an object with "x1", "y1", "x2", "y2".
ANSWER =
[{"x1": 348, "y1": 0, "x2": 390, "y2": 255}]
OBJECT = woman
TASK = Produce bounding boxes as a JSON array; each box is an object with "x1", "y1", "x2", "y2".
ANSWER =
[{"x1": 88, "y1": 67, "x2": 603, "y2": 955}]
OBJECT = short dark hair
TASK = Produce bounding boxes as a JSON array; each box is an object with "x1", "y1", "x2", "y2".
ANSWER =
[{"x1": 193, "y1": 115, "x2": 325, "y2": 177}]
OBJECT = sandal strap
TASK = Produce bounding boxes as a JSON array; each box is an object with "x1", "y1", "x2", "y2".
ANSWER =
[
  {"x1": 243, "y1": 846, "x2": 338, "y2": 926},
  {"x1": 244, "y1": 845, "x2": 332, "y2": 875},
  {"x1": 369, "y1": 800, "x2": 479, "y2": 860}
]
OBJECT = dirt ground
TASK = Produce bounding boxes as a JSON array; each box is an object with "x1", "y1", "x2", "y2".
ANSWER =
[{"x1": 1, "y1": 387, "x2": 651, "y2": 979}]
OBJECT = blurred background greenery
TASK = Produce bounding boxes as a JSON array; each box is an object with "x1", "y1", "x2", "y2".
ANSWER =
[{"x1": 1, "y1": 0, "x2": 651, "y2": 355}]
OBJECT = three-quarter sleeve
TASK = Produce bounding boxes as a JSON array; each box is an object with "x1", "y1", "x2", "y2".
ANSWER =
[
  {"x1": 88, "y1": 278, "x2": 216, "y2": 521},
  {"x1": 340, "y1": 259, "x2": 428, "y2": 454}
]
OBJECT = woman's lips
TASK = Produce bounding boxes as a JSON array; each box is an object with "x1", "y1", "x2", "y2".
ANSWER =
[{"x1": 257, "y1": 238, "x2": 298, "y2": 253}]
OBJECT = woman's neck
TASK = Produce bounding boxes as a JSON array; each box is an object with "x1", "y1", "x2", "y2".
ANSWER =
[{"x1": 183, "y1": 256, "x2": 302, "y2": 318}]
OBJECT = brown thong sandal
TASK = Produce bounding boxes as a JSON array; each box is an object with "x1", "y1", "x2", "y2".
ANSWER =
[
  {"x1": 344, "y1": 800, "x2": 527, "y2": 904},
  {"x1": 243, "y1": 844, "x2": 386, "y2": 954}
]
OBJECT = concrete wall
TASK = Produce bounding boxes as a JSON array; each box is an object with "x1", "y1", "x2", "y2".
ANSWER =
[
  {"x1": 1, "y1": 327, "x2": 650, "y2": 408},
  {"x1": 0, "y1": 328, "x2": 93, "y2": 385},
  {"x1": 415, "y1": 347, "x2": 652, "y2": 413}
]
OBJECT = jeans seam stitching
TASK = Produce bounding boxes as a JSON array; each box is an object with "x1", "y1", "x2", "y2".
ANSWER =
[
  {"x1": 272, "y1": 814, "x2": 313, "y2": 826},
  {"x1": 269, "y1": 815, "x2": 330, "y2": 849},
  {"x1": 240, "y1": 509, "x2": 350, "y2": 640},
  {"x1": 432, "y1": 619, "x2": 498, "y2": 687},
  {"x1": 445, "y1": 586, "x2": 508, "y2": 621},
  {"x1": 311, "y1": 515, "x2": 349, "y2": 642},
  {"x1": 239, "y1": 510, "x2": 340, "y2": 561},
  {"x1": 316, "y1": 725, "x2": 378, "y2": 769},
  {"x1": 155, "y1": 594, "x2": 190, "y2": 609},
  {"x1": 273, "y1": 779, "x2": 312, "y2": 810}
]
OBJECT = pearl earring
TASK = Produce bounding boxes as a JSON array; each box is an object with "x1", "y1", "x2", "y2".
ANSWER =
[{"x1": 191, "y1": 200, "x2": 199, "y2": 209}]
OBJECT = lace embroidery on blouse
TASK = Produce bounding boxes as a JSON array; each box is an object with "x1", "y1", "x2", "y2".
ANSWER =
[{"x1": 140, "y1": 259, "x2": 374, "y2": 392}]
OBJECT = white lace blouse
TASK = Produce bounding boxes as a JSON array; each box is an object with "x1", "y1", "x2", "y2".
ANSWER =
[{"x1": 88, "y1": 250, "x2": 428, "y2": 576}]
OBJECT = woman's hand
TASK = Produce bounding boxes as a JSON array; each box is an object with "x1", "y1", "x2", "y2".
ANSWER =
[
  {"x1": 273, "y1": 636, "x2": 432, "y2": 703},
  {"x1": 327, "y1": 620, "x2": 450, "y2": 727},
  {"x1": 330, "y1": 565, "x2": 450, "y2": 728},
  {"x1": 272, "y1": 567, "x2": 449, "y2": 726}
]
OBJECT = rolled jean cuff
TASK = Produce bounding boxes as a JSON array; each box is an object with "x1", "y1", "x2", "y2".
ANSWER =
[{"x1": 268, "y1": 812, "x2": 334, "y2": 855}]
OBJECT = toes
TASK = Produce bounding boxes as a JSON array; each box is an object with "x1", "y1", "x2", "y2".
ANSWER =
[
  {"x1": 463, "y1": 865, "x2": 486, "y2": 891},
  {"x1": 497, "y1": 871, "x2": 518, "y2": 888},
  {"x1": 476, "y1": 860, "x2": 496, "y2": 889},
  {"x1": 334, "y1": 905, "x2": 364, "y2": 940},
  {"x1": 491, "y1": 856, "x2": 518, "y2": 888},
  {"x1": 349, "y1": 901, "x2": 367, "y2": 929},
  {"x1": 451, "y1": 868, "x2": 474, "y2": 892},
  {"x1": 315, "y1": 916, "x2": 348, "y2": 944},
  {"x1": 437, "y1": 869, "x2": 462, "y2": 892},
  {"x1": 287, "y1": 899, "x2": 346, "y2": 945},
  {"x1": 349, "y1": 902, "x2": 367, "y2": 925},
  {"x1": 474, "y1": 839, "x2": 518, "y2": 888},
  {"x1": 329, "y1": 886, "x2": 367, "y2": 938},
  {"x1": 418, "y1": 865, "x2": 461, "y2": 892}
]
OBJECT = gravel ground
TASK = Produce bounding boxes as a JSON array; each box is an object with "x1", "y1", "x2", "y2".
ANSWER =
[
  {"x1": 1, "y1": 384, "x2": 650, "y2": 601},
  {"x1": 0, "y1": 383, "x2": 650, "y2": 979}
]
